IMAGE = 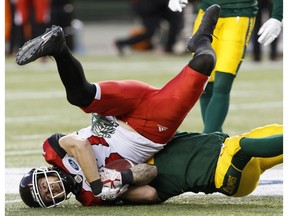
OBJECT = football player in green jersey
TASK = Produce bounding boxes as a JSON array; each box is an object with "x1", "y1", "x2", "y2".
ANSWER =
[
  {"x1": 180, "y1": 0, "x2": 283, "y2": 133},
  {"x1": 122, "y1": 124, "x2": 283, "y2": 203}
]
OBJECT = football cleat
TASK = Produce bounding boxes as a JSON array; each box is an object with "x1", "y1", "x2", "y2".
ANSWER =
[
  {"x1": 186, "y1": 4, "x2": 220, "y2": 52},
  {"x1": 16, "y1": 25, "x2": 66, "y2": 65}
]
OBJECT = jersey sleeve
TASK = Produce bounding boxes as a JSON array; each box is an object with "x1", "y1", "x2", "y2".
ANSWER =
[
  {"x1": 42, "y1": 133, "x2": 67, "y2": 168},
  {"x1": 271, "y1": 0, "x2": 283, "y2": 21}
]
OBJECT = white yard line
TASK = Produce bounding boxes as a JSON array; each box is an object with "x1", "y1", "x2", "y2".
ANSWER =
[{"x1": 5, "y1": 167, "x2": 283, "y2": 197}]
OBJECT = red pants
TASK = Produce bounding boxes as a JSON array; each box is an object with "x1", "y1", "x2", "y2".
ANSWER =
[{"x1": 82, "y1": 65, "x2": 208, "y2": 144}]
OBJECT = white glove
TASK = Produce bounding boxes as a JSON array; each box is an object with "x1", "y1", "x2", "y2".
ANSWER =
[
  {"x1": 97, "y1": 185, "x2": 129, "y2": 201},
  {"x1": 258, "y1": 18, "x2": 282, "y2": 46},
  {"x1": 99, "y1": 167, "x2": 123, "y2": 188},
  {"x1": 168, "y1": 0, "x2": 188, "y2": 12}
]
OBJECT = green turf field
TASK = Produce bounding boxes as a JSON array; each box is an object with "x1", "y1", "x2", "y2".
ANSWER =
[{"x1": 5, "y1": 53, "x2": 283, "y2": 215}]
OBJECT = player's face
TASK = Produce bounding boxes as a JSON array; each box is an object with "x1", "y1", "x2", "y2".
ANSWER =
[{"x1": 37, "y1": 176, "x2": 65, "y2": 204}]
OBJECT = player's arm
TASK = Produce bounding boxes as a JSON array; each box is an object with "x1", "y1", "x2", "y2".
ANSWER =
[
  {"x1": 109, "y1": 163, "x2": 160, "y2": 203},
  {"x1": 59, "y1": 133, "x2": 103, "y2": 196},
  {"x1": 101, "y1": 163, "x2": 157, "y2": 187},
  {"x1": 99, "y1": 163, "x2": 158, "y2": 201},
  {"x1": 130, "y1": 163, "x2": 158, "y2": 185}
]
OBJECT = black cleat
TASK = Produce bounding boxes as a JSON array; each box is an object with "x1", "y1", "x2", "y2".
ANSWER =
[
  {"x1": 186, "y1": 4, "x2": 220, "y2": 52},
  {"x1": 16, "y1": 25, "x2": 66, "y2": 65}
]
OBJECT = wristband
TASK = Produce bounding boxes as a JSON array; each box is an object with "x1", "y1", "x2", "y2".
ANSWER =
[
  {"x1": 121, "y1": 169, "x2": 133, "y2": 185},
  {"x1": 89, "y1": 179, "x2": 103, "y2": 195}
]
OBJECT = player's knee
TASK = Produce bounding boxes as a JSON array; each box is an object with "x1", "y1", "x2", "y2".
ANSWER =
[
  {"x1": 66, "y1": 93, "x2": 93, "y2": 108},
  {"x1": 66, "y1": 83, "x2": 96, "y2": 107},
  {"x1": 143, "y1": 188, "x2": 161, "y2": 203},
  {"x1": 189, "y1": 51, "x2": 216, "y2": 76},
  {"x1": 66, "y1": 94, "x2": 82, "y2": 106}
]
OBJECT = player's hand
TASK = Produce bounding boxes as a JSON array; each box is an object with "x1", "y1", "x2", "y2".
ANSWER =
[
  {"x1": 99, "y1": 167, "x2": 123, "y2": 188},
  {"x1": 168, "y1": 0, "x2": 188, "y2": 12},
  {"x1": 97, "y1": 185, "x2": 129, "y2": 201},
  {"x1": 258, "y1": 18, "x2": 282, "y2": 46}
]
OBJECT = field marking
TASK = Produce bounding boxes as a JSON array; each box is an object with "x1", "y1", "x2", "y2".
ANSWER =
[
  {"x1": 5, "y1": 91, "x2": 65, "y2": 100},
  {"x1": 5, "y1": 150, "x2": 40, "y2": 156},
  {"x1": 5, "y1": 101, "x2": 282, "y2": 124},
  {"x1": 5, "y1": 199, "x2": 22, "y2": 204}
]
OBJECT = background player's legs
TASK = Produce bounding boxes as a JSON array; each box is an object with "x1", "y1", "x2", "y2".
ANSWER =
[
  {"x1": 197, "y1": 14, "x2": 255, "y2": 133},
  {"x1": 202, "y1": 72, "x2": 235, "y2": 133}
]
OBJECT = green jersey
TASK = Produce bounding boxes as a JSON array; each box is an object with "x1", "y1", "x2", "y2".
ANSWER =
[
  {"x1": 150, "y1": 132, "x2": 228, "y2": 201},
  {"x1": 199, "y1": 0, "x2": 258, "y2": 17},
  {"x1": 198, "y1": 0, "x2": 283, "y2": 20}
]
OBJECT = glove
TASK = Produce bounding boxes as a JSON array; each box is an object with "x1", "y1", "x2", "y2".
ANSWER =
[
  {"x1": 91, "y1": 114, "x2": 118, "y2": 138},
  {"x1": 258, "y1": 18, "x2": 282, "y2": 46},
  {"x1": 97, "y1": 185, "x2": 129, "y2": 201},
  {"x1": 99, "y1": 167, "x2": 123, "y2": 188},
  {"x1": 168, "y1": 0, "x2": 188, "y2": 12}
]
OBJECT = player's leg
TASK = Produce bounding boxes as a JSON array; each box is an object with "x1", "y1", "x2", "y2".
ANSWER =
[
  {"x1": 214, "y1": 124, "x2": 283, "y2": 196},
  {"x1": 52, "y1": 44, "x2": 154, "y2": 115},
  {"x1": 203, "y1": 72, "x2": 234, "y2": 132},
  {"x1": 232, "y1": 146, "x2": 283, "y2": 197},
  {"x1": 238, "y1": 124, "x2": 283, "y2": 173},
  {"x1": 232, "y1": 153, "x2": 282, "y2": 197},
  {"x1": 121, "y1": 5, "x2": 221, "y2": 144},
  {"x1": 16, "y1": 26, "x2": 159, "y2": 115},
  {"x1": 198, "y1": 15, "x2": 255, "y2": 133},
  {"x1": 199, "y1": 82, "x2": 213, "y2": 125},
  {"x1": 16, "y1": 25, "x2": 97, "y2": 107}
]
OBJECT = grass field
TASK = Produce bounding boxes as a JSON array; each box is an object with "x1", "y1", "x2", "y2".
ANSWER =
[{"x1": 5, "y1": 52, "x2": 283, "y2": 215}]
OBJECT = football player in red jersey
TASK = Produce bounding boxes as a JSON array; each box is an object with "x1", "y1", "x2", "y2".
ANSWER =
[
  {"x1": 16, "y1": 5, "x2": 221, "y2": 199},
  {"x1": 19, "y1": 122, "x2": 158, "y2": 207}
]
